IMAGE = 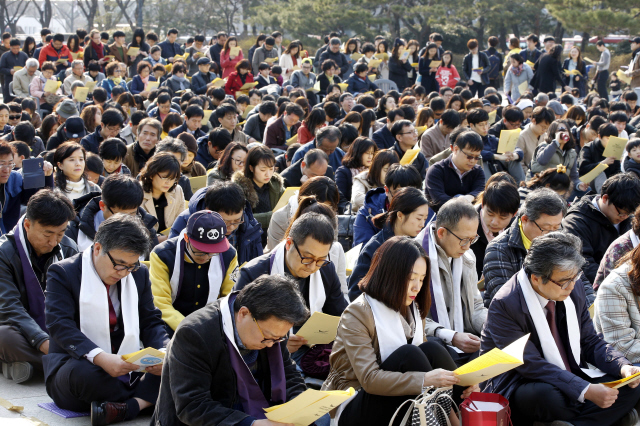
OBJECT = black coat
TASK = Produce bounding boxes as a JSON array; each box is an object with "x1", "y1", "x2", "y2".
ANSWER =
[
  {"x1": 0, "y1": 230, "x2": 78, "y2": 353},
  {"x1": 562, "y1": 194, "x2": 632, "y2": 286},
  {"x1": 151, "y1": 297, "x2": 306, "y2": 426},
  {"x1": 531, "y1": 53, "x2": 564, "y2": 94},
  {"x1": 388, "y1": 56, "x2": 413, "y2": 91},
  {"x1": 280, "y1": 158, "x2": 335, "y2": 188},
  {"x1": 578, "y1": 138, "x2": 621, "y2": 180},
  {"x1": 43, "y1": 253, "x2": 169, "y2": 382},
  {"x1": 348, "y1": 224, "x2": 394, "y2": 301},
  {"x1": 235, "y1": 251, "x2": 347, "y2": 317}
]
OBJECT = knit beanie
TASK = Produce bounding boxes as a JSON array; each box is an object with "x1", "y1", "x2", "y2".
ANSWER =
[{"x1": 177, "y1": 132, "x2": 198, "y2": 154}]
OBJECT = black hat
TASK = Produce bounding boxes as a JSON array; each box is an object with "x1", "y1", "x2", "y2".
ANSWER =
[
  {"x1": 631, "y1": 37, "x2": 640, "y2": 45},
  {"x1": 63, "y1": 116, "x2": 87, "y2": 139},
  {"x1": 197, "y1": 57, "x2": 211, "y2": 66}
]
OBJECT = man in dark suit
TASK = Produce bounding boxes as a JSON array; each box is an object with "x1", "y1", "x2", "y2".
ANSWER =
[
  {"x1": 44, "y1": 214, "x2": 169, "y2": 426},
  {"x1": 281, "y1": 149, "x2": 334, "y2": 188},
  {"x1": 152, "y1": 275, "x2": 311, "y2": 426},
  {"x1": 481, "y1": 232, "x2": 640, "y2": 426}
]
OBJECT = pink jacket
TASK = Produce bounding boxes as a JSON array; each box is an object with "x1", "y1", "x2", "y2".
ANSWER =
[
  {"x1": 29, "y1": 75, "x2": 62, "y2": 102},
  {"x1": 220, "y1": 49, "x2": 244, "y2": 79}
]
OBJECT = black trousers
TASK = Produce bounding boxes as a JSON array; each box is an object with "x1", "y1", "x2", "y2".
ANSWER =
[
  {"x1": 0, "y1": 325, "x2": 44, "y2": 369},
  {"x1": 338, "y1": 342, "x2": 463, "y2": 426},
  {"x1": 469, "y1": 82, "x2": 485, "y2": 98},
  {"x1": 597, "y1": 70, "x2": 610, "y2": 100},
  {"x1": 510, "y1": 374, "x2": 640, "y2": 426},
  {"x1": 46, "y1": 357, "x2": 161, "y2": 413}
]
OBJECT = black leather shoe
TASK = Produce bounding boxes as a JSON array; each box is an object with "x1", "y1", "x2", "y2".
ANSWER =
[
  {"x1": 91, "y1": 401, "x2": 128, "y2": 426},
  {"x1": 1, "y1": 361, "x2": 34, "y2": 384}
]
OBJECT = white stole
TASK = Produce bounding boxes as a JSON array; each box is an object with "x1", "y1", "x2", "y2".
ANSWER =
[
  {"x1": 517, "y1": 269, "x2": 581, "y2": 370},
  {"x1": 630, "y1": 230, "x2": 640, "y2": 249},
  {"x1": 365, "y1": 295, "x2": 423, "y2": 363},
  {"x1": 417, "y1": 224, "x2": 464, "y2": 332},
  {"x1": 77, "y1": 229, "x2": 93, "y2": 252},
  {"x1": 79, "y1": 246, "x2": 141, "y2": 356},
  {"x1": 169, "y1": 231, "x2": 224, "y2": 304},
  {"x1": 271, "y1": 242, "x2": 326, "y2": 314}
]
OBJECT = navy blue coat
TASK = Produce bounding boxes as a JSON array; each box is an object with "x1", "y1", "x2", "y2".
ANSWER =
[
  {"x1": 353, "y1": 187, "x2": 387, "y2": 247},
  {"x1": 43, "y1": 253, "x2": 169, "y2": 382},
  {"x1": 168, "y1": 122, "x2": 207, "y2": 140},
  {"x1": 348, "y1": 224, "x2": 394, "y2": 301},
  {"x1": 157, "y1": 41, "x2": 183, "y2": 60},
  {"x1": 195, "y1": 136, "x2": 214, "y2": 168},
  {"x1": 80, "y1": 126, "x2": 105, "y2": 155},
  {"x1": 129, "y1": 74, "x2": 157, "y2": 95},
  {"x1": 0, "y1": 171, "x2": 54, "y2": 234},
  {"x1": 481, "y1": 273, "x2": 631, "y2": 401},
  {"x1": 169, "y1": 187, "x2": 262, "y2": 266},
  {"x1": 191, "y1": 71, "x2": 217, "y2": 95},
  {"x1": 371, "y1": 126, "x2": 395, "y2": 150},
  {"x1": 335, "y1": 166, "x2": 353, "y2": 208},
  {"x1": 345, "y1": 74, "x2": 377, "y2": 94}
]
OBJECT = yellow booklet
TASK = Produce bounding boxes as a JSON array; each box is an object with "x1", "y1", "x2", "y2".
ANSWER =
[
  {"x1": 518, "y1": 81, "x2": 529, "y2": 95},
  {"x1": 617, "y1": 70, "x2": 631, "y2": 85},
  {"x1": 127, "y1": 46, "x2": 140, "y2": 56},
  {"x1": 337, "y1": 83, "x2": 348, "y2": 92},
  {"x1": 230, "y1": 46, "x2": 241, "y2": 56},
  {"x1": 189, "y1": 175, "x2": 207, "y2": 193},
  {"x1": 497, "y1": 128, "x2": 521, "y2": 154},
  {"x1": 400, "y1": 148, "x2": 420, "y2": 165},
  {"x1": 367, "y1": 74, "x2": 376, "y2": 82},
  {"x1": 295, "y1": 312, "x2": 341, "y2": 345},
  {"x1": 122, "y1": 347, "x2": 164, "y2": 372},
  {"x1": 70, "y1": 52, "x2": 83, "y2": 60},
  {"x1": 85, "y1": 81, "x2": 96, "y2": 91},
  {"x1": 55, "y1": 58, "x2": 67, "y2": 64},
  {"x1": 239, "y1": 82, "x2": 259, "y2": 90},
  {"x1": 454, "y1": 334, "x2": 529, "y2": 386},
  {"x1": 488, "y1": 110, "x2": 497, "y2": 125},
  {"x1": 603, "y1": 371, "x2": 640, "y2": 389},
  {"x1": 525, "y1": 60, "x2": 535, "y2": 68},
  {"x1": 164, "y1": 63, "x2": 173, "y2": 72},
  {"x1": 265, "y1": 57, "x2": 278, "y2": 64},
  {"x1": 13, "y1": 66, "x2": 22, "y2": 71},
  {"x1": 286, "y1": 133, "x2": 298, "y2": 146},
  {"x1": 588, "y1": 303, "x2": 595, "y2": 319},
  {"x1": 235, "y1": 90, "x2": 248, "y2": 99},
  {"x1": 350, "y1": 53, "x2": 363, "y2": 61},
  {"x1": 584, "y1": 57, "x2": 595, "y2": 64},
  {"x1": 579, "y1": 163, "x2": 608, "y2": 184},
  {"x1": 429, "y1": 60, "x2": 442, "y2": 68},
  {"x1": 602, "y1": 136, "x2": 628, "y2": 160},
  {"x1": 265, "y1": 388, "x2": 356, "y2": 426},
  {"x1": 242, "y1": 104, "x2": 255, "y2": 119},
  {"x1": 274, "y1": 187, "x2": 300, "y2": 211},
  {"x1": 399, "y1": 50, "x2": 411, "y2": 61},
  {"x1": 104, "y1": 55, "x2": 115, "y2": 61},
  {"x1": 564, "y1": 69, "x2": 582, "y2": 76},
  {"x1": 345, "y1": 243, "x2": 362, "y2": 275},
  {"x1": 201, "y1": 109, "x2": 214, "y2": 126},
  {"x1": 74, "y1": 87, "x2": 89, "y2": 103},
  {"x1": 211, "y1": 77, "x2": 226, "y2": 88},
  {"x1": 374, "y1": 52, "x2": 389, "y2": 61},
  {"x1": 159, "y1": 228, "x2": 171, "y2": 236},
  {"x1": 307, "y1": 80, "x2": 321, "y2": 93},
  {"x1": 368, "y1": 59, "x2": 382, "y2": 69},
  {"x1": 44, "y1": 80, "x2": 61, "y2": 93},
  {"x1": 411, "y1": 62, "x2": 419, "y2": 68},
  {"x1": 416, "y1": 125, "x2": 428, "y2": 138},
  {"x1": 146, "y1": 81, "x2": 159, "y2": 91}
]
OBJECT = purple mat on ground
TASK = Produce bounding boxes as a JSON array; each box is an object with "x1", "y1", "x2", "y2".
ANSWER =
[{"x1": 38, "y1": 402, "x2": 90, "y2": 418}]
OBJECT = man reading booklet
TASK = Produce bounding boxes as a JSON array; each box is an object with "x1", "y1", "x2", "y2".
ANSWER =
[
  {"x1": 153, "y1": 276, "x2": 331, "y2": 426},
  {"x1": 481, "y1": 232, "x2": 640, "y2": 426}
]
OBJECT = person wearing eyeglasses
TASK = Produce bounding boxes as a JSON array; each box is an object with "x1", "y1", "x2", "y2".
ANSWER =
[
  {"x1": 563, "y1": 174, "x2": 640, "y2": 294},
  {"x1": 139, "y1": 153, "x2": 185, "y2": 243},
  {"x1": 390, "y1": 119, "x2": 427, "y2": 180},
  {"x1": 206, "y1": 142, "x2": 248, "y2": 185},
  {"x1": 100, "y1": 62, "x2": 128, "y2": 100},
  {"x1": 483, "y1": 188, "x2": 568, "y2": 309},
  {"x1": 65, "y1": 174, "x2": 160, "y2": 253},
  {"x1": 235, "y1": 212, "x2": 347, "y2": 373},
  {"x1": 150, "y1": 210, "x2": 238, "y2": 335},
  {"x1": 414, "y1": 198, "x2": 486, "y2": 365},
  {"x1": 482, "y1": 232, "x2": 640, "y2": 426},
  {"x1": 425, "y1": 130, "x2": 486, "y2": 213},
  {"x1": 44, "y1": 214, "x2": 169, "y2": 426},
  {"x1": 153, "y1": 275, "x2": 315, "y2": 426}
]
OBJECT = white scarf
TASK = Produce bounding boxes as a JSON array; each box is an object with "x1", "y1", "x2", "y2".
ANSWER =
[
  {"x1": 64, "y1": 179, "x2": 87, "y2": 201},
  {"x1": 630, "y1": 230, "x2": 640, "y2": 249},
  {"x1": 79, "y1": 246, "x2": 140, "y2": 356},
  {"x1": 417, "y1": 224, "x2": 464, "y2": 332},
  {"x1": 365, "y1": 295, "x2": 423, "y2": 363},
  {"x1": 517, "y1": 269, "x2": 580, "y2": 370},
  {"x1": 77, "y1": 230, "x2": 92, "y2": 252},
  {"x1": 271, "y1": 241, "x2": 325, "y2": 314},
  {"x1": 170, "y1": 231, "x2": 224, "y2": 304},
  {"x1": 17, "y1": 215, "x2": 64, "y2": 270}
]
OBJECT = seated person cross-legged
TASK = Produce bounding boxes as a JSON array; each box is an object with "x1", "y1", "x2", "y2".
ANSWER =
[
  {"x1": 481, "y1": 232, "x2": 640, "y2": 426},
  {"x1": 44, "y1": 215, "x2": 169, "y2": 426},
  {"x1": 153, "y1": 276, "x2": 317, "y2": 426},
  {"x1": 235, "y1": 211, "x2": 347, "y2": 377},
  {"x1": 415, "y1": 198, "x2": 487, "y2": 365},
  {"x1": 0, "y1": 190, "x2": 77, "y2": 382},
  {"x1": 150, "y1": 210, "x2": 238, "y2": 336},
  {"x1": 323, "y1": 237, "x2": 479, "y2": 426}
]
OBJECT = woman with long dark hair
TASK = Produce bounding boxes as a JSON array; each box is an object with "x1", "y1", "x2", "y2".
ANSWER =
[
  {"x1": 247, "y1": 34, "x2": 266, "y2": 66},
  {"x1": 54, "y1": 142, "x2": 101, "y2": 201},
  {"x1": 127, "y1": 28, "x2": 151, "y2": 78},
  {"x1": 324, "y1": 235, "x2": 477, "y2": 426},
  {"x1": 22, "y1": 36, "x2": 36, "y2": 57},
  {"x1": 388, "y1": 39, "x2": 413, "y2": 92},
  {"x1": 435, "y1": 51, "x2": 460, "y2": 89},
  {"x1": 335, "y1": 137, "x2": 377, "y2": 207},
  {"x1": 419, "y1": 42, "x2": 441, "y2": 94},
  {"x1": 224, "y1": 60, "x2": 253, "y2": 98},
  {"x1": 360, "y1": 109, "x2": 377, "y2": 139},
  {"x1": 297, "y1": 108, "x2": 326, "y2": 145},
  {"x1": 532, "y1": 45, "x2": 568, "y2": 94},
  {"x1": 280, "y1": 41, "x2": 302, "y2": 81},
  {"x1": 67, "y1": 34, "x2": 83, "y2": 55},
  {"x1": 562, "y1": 46, "x2": 588, "y2": 98},
  {"x1": 207, "y1": 142, "x2": 248, "y2": 185},
  {"x1": 351, "y1": 149, "x2": 399, "y2": 212},
  {"x1": 220, "y1": 36, "x2": 243, "y2": 79}
]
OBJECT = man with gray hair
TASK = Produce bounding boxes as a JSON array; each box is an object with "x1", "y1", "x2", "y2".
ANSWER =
[
  {"x1": 281, "y1": 148, "x2": 334, "y2": 187},
  {"x1": 13, "y1": 58, "x2": 40, "y2": 98},
  {"x1": 481, "y1": 232, "x2": 640, "y2": 426},
  {"x1": 291, "y1": 125, "x2": 345, "y2": 171},
  {"x1": 415, "y1": 198, "x2": 486, "y2": 364},
  {"x1": 63, "y1": 60, "x2": 92, "y2": 95},
  {"x1": 483, "y1": 188, "x2": 574, "y2": 307},
  {"x1": 44, "y1": 214, "x2": 169, "y2": 426}
]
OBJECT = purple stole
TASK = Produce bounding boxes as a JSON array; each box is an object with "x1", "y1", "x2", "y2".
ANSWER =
[
  {"x1": 225, "y1": 293, "x2": 286, "y2": 419},
  {"x1": 13, "y1": 223, "x2": 50, "y2": 331},
  {"x1": 420, "y1": 227, "x2": 439, "y2": 323}
]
